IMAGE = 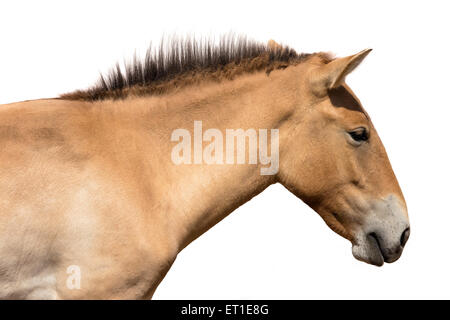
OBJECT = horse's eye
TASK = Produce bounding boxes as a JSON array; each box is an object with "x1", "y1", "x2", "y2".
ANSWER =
[{"x1": 348, "y1": 128, "x2": 369, "y2": 142}]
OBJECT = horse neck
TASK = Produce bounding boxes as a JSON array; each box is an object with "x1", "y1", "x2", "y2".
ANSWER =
[{"x1": 119, "y1": 69, "x2": 302, "y2": 250}]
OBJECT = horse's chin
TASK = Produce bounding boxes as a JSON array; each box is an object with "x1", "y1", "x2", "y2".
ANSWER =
[{"x1": 351, "y1": 236, "x2": 385, "y2": 267}]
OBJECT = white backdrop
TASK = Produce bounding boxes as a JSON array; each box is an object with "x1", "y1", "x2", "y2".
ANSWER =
[{"x1": 0, "y1": 0, "x2": 448, "y2": 299}]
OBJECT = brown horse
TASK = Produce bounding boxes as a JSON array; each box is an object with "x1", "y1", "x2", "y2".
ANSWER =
[{"x1": 0, "y1": 36, "x2": 409, "y2": 299}]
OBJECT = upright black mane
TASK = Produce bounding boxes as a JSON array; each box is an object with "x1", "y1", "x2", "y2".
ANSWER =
[{"x1": 61, "y1": 34, "x2": 326, "y2": 101}]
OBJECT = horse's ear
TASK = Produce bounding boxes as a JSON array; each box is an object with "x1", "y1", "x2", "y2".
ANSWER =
[
  {"x1": 268, "y1": 39, "x2": 282, "y2": 51},
  {"x1": 310, "y1": 49, "x2": 372, "y2": 96}
]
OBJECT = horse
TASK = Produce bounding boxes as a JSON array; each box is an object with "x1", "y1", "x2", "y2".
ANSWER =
[{"x1": 0, "y1": 35, "x2": 410, "y2": 299}]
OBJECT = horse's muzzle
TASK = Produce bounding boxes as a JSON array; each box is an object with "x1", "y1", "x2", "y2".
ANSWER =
[
  {"x1": 351, "y1": 194, "x2": 410, "y2": 266},
  {"x1": 368, "y1": 226, "x2": 410, "y2": 264}
]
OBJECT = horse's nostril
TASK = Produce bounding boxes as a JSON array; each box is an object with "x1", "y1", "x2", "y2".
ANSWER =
[{"x1": 400, "y1": 227, "x2": 410, "y2": 247}]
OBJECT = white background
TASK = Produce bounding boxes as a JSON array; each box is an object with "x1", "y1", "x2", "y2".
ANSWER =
[{"x1": 0, "y1": 0, "x2": 448, "y2": 299}]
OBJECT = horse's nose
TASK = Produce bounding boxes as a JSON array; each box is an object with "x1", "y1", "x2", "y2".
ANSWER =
[
  {"x1": 400, "y1": 227, "x2": 410, "y2": 247},
  {"x1": 369, "y1": 225, "x2": 410, "y2": 263}
]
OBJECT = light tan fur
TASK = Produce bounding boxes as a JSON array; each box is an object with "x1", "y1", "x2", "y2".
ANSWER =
[{"x1": 0, "y1": 49, "x2": 409, "y2": 299}]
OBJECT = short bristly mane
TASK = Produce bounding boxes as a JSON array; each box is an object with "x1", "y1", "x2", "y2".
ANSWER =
[{"x1": 61, "y1": 34, "x2": 332, "y2": 101}]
